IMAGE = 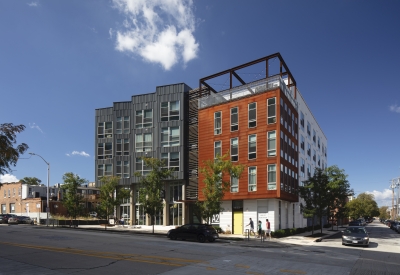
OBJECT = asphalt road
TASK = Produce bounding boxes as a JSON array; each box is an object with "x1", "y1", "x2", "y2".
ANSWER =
[{"x1": 0, "y1": 220, "x2": 399, "y2": 275}]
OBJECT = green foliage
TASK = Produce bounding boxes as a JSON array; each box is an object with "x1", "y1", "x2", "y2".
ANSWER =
[
  {"x1": 61, "y1": 172, "x2": 88, "y2": 219},
  {"x1": 20, "y1": 177, "x2": 42, "y2": 185},
  {"x1": 197, "y1": 152, "x2": 244, "y2": 224},
  {"x1": 0, "y1": 123, "x2": 28, "y2": 175},
  {"x1": 379, "y1": 206, "x2": 389, "y2": 220},
  {"x1": 98, "y1": 176, "x2": 130, "y2": 219},
  {"x1": 346, "y1": 193, "x2": 380, "y2": 219},
  {"x1": 134, "y1": 157, "x2": 175, "y2": 228}
]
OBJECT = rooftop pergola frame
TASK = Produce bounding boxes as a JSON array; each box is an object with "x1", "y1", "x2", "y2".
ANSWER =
[{"x1": 199, "y1": 52, "x2": 297, "y2": 98}]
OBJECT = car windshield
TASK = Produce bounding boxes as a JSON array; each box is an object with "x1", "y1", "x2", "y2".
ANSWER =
[{"x1": 346, "y1": 228, "x2": 367, "y2": 234}]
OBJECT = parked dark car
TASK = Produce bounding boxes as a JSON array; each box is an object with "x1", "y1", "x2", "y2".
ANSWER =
[
  {"x1": 17, "y1": 216, "x2": 34, "y2": 225},
  {"x1": 342, "y1": 226, "x2": 370, "y2": 247},
  {"x1": 0, "y1": 214, "x2": 17, "y2": 224},
  {"x1": 348, "y1": 220, "x2": 362, "y2": 226},
  {"x1": 390, "y1": 221, "x2": 399, "y2": 231},
  {"x1": 167, "y1": 224, "x2": 219, "y2": 243}
]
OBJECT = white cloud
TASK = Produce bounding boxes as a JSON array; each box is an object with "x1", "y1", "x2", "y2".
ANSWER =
[
  {"x1": 27, "y1": 2, "x2": 38, "y2": 7},
  {"x1": 112, "y1": 0, "x2": 199, "y2": 70},
  {"x1": 109, "y1": 28, "x2": 114, "y2": 39},
  {"x1": 66, "y1": 151, "x2": 90, "y2": 157},
  {"x1": 0, "y1": 174, "x2": 19, "y2": 183},
  {"x1": 365, "y1": 189, "x2": 393, "y2": 207},
  {"x1": 389, "y1": 104, "x2": 400, "y2": 113},
  {"x1": 29, "y1": 122, "x2": 43, "y2": 133}
]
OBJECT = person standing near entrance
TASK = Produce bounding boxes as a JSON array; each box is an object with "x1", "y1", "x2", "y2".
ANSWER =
[
  {"x1": 265, "y1": 219, "x2": 271, "y2": 240},
  {"x1": 246, "y1": 218, "x2": 255, "y2": 237},
  {"x1": 257, "y1": 220, "x2": 262, "y2": 238}
]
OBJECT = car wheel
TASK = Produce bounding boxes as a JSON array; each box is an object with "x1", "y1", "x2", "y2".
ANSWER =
[
  {"x1": 342, "y1": 243, "x2": 346, "y2": 246},
  {"x1": 198, "y1": 234, "x2": 206, "y2": 243},
  {"x1": 169, "y1": 234, "x2": 177, "y2": 240}
]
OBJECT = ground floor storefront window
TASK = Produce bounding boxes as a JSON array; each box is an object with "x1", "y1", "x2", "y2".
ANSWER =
[
  {"x1": 169, "y1": 203, "x2": 182, "y2": 226},
  {"x1": 135, "y1": 205, "x2": 146, "y2": 225}
]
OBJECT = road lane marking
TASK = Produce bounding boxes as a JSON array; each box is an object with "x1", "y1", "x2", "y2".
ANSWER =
[
  {"x1": 235, "y1": 264, "x2": 250, "y2": 269},
  {"x1": 280, "y1": 269, "x2": 306, "y2": 274},
  {"x1": 0, "y1": 241, "x2": 202, "y2": 267}
]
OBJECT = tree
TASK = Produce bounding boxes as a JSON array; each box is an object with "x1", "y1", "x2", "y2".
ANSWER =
[
  {"x1": 20, "y1": 177, "x2": 42, "y2": 185},
  {"x1": 0, "y1": 123, "x2": 29, "y2": 175},
  {"x1": 379, "y1": 206, "x2": 389, "y2": 220},
  {"x1": 197, "y1": 152, "x2": 244, "y2": 224},
  {"x1": 134, "y1": 157, "x2": 175, "y2": 234},
  {"x1": 61, "y1": 172, "x2": 88, "y2": 223},
  {"x1": 98, "y1": 176, "x2": 130, "y2": 225},
  {"x1": 346, "y1": 193, "x2": 380, "y2": 219},
  {"x1": 299, "y1": 168, "x2": 329, "y2": 235},
  {"x1": 325, "y1": 166, "x2": 353, "y2": 229}
]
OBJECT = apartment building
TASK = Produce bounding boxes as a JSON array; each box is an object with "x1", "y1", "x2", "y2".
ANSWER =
[
  {"x1": 197, "y1": 53, "x2": 327, "y2": 233},
  {"x1": 95, "y1": 83, "x2": 195, "y2": 226}
]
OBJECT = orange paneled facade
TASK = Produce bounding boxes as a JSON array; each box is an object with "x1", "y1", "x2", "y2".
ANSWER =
[{"x1": 198, "y1": 88, "x2": 299, "y2": 203}]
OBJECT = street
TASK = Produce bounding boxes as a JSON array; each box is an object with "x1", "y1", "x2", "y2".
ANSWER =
[{"x1": 0, "y1": 220, "x2": 399, "y2": 275}]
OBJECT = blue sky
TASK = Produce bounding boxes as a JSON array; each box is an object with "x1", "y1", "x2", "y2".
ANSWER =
[{"x1": 1, "y1": 0, "x2": 399, "y2": 207}]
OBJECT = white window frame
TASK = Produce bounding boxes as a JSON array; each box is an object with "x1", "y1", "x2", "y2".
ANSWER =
[
  {"x1": 214, "y1": 111, "x2": 222, "y2": 135},
  {"x1": 161, "y1": 101, "x2": 180, "y2": 122},
  {"x1": 267, "y1": 97, "x2": 276, "y2": 124},
  {"x1": 248, "y1": 166, "x2": 257, "y2": 192},
  {"x1": 97, "y1": 121, "x2": 113, "y2": 138},
  {"x1": 135, "y1": 158, "x2": 151, "y2": 176},
  {"x1": 248, "y1": 134, "x2": 256, "y2": 160},
  {"x1": 248, "y1": 102, "x2": 257, "y2": 128},
  {"x1": 230, "y1": 176, "x2": 239, "y2": 193},
  {"x1": 267, "y1": 131, "x2": 276, "y2": 156},
  {"x1": 116, "y1": 161, "x2": 130, "y2": 178},
  {"x1": 116, "y1": 116, "x2": 130, "y2": 134},
  {"x1": 136, "y1": 109, "x2": 153, "y2": 128},
  {"x1": 231, "y1": 137, "x2": 238, "y2": 161},
  {"x1": 267, "y1": 164, "x2": 277, "y2": 190},
  {"x1": 116, "y1": 139, "x2": 129, "y2": 156},
  {"x1": 214, "y1": 141, "x2": 221, "y2": 158},
  {"x1": 97, "y1": 142, "x2": 113, "y2": 159},
  {"x1": 161, "y1": 152, "x2": 180, "y2": 171},
  {"x1": 231, "y1": 107, "x2": 238, "y2": 131},
  {"x1": 161, "y1": 127, "x2": 180, "y2": 147},
  {"x1": 135, "y1": 133, "x2": 152, "y2": 152}
]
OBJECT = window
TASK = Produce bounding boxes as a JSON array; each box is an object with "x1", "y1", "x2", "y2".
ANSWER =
[
  {"x1": 248, "y1": 167, "x2": 257, "y2": 191},
  {"x1": 161, "y1": 127, "x2": 180, "y2": 147},
  {"x1": 12, "y1": 188, "x2": 15, "y2": 197},
  {"x1": 248, "y1": 102, "x2": 256, "y2": 128},
  {"x1": 231, "y1": 107, "x2": 238, "y2": 131},
  {"x1": 161, "y1": 152, "x2": 179, "y2": 171},
  {"x1": 307, "y1": 164, "x2": 311, "y2": 178},
  {"x1": 161, "y1": 101, "x2": 179, "y2": 121},
  {"x1": 136, "y1": 110, "x2": 152, "y2": 128},
  {"x1": 248, "y1": 134, "x2": 256, "y2": 159},
  {"x1": 116, "y1": 116, "x2": 130, "y2": 134},
  {"x1": 116, "y1": 139, "x2": 129, "y2": 156},
  {"x1": 231, "y1": 176, "x2": 238, "y2": 193},
  {"x1": 267, "y1": 164, "x2": 277, "y2": 190},
  {"x1": 300, "y1": 111, "x2": 305, "y2": 129},
  {"x1": 267, "y1": 131, "x2": 276, "y2": 156},
  {"x1": 300, "y1": 158, "x2": 305, "y2": 178},
  {"x1": 214, "y1": 111, "x2": 221, "y2": 135},
  {"x1": 1, "y1": 204, "x2": 5, "y2": 214},
  {"x1": 3, "y1": 190, "x2": 5, "y2": 198},
  {"x1": 318, "y1": 136, "x2": 321, "y2": 149},
  {"x1": 18, "y1": 187, "x2": 21, "y2": 196},
  {"x1": 169, "y1": 183, "x2": 183, "y2": 202},
  {"x1": 116, "y1": 161, "x2": 129, "y2": 178},
  {"x1": 313, "y1": 130, "x2": 316, "y2": 143},
  {"x1": 135, "y1": 133, "x2": 152, "y2": 152},
  {"x1": 214, "y1": 141, "x2": 221, "y2": 158},
  {"x1": 135, "y1": 158, "x2": 151, "y2": 175},
  {"x1": 98, "y1": 142, "x2": 113, "y2": 159},
  {"x1": 313, "y1": 150, "x2": 316, "y2": 162},
  {"x1": 97, "y1": 122, "x2": 112, "y2": 138},
  {"x1": 98, "y1": 164, "x2": 112, "y2": 177},
  {"x1": 10, "y1": 203, "x2": 15, "y2": 213},
  {"x1": 307, "y1": 143, "x2": 311, "y2": 157},
  {"x1": 307, "y1": 122, "x2": 311, "y2": 137},
  {"x1": 267, "y1": 97, "x2": 276, "y2": 124},
  {"x1": 231, "y1": 138, "x2": 238, "y2": 161},
  {"x1": 300, "y1": 135, "x2": 305, "y2": 153}
]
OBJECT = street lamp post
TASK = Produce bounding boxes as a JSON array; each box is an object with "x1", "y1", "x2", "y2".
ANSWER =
[{"x1": 29, "y1": 152, "x2": 50, "y2": 227}]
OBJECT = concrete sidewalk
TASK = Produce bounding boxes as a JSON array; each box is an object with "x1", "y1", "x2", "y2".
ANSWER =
[{"x1": 33, "y1": 223, "x2": 343, "y2": 247}]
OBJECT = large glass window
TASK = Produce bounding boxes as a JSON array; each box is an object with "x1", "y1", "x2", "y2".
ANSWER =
[
  {"x1": 161, "y1": 101, "x2": 179, "y2": 121},
  {"x1": 161, "y1": 152, "x2": 179, "y2": 171},
  {"x1": 300, "y1": 111, "x2": 305, "y2": 129},
  {"x1": 231, "y1": 107, "x2": 238, "y2": 131},
  {"x1": 97, "y1": 142, "x2": 112, "y2": 159},
  {"x1": 169, "y1": 183, "x2": 183, "y2": 202},
  {"x1": 231, "y1": 176, "x2": 238, "y2": 193},
  {"x1": 248, "y1": 102, "x2": 256, "y2": 128},
  {"x1": 136, "y1": 110, "x2": 153, "y2": 128},
  {"x1": 1, "y1": 204, "x2": 5, "y2": 214},
  {"x1": 231, "y1": 138, "x2": 238, "y2": 161},
  {"x1": 214, "y1": 111, "x2": 221, "y2": 135},
  {"x1": 116, "y1": 161, "x2": 129, "y2": 178},
  {"x1": 248, "y1": 167, "x2": 257, "y2": 191},
  {"x1": 97, "y1": 122, "x2": 113, "y2": 138},
  {"x1": 116, "y1": 116, "x2": 130, "y2": 134},
  {"x1": 135, "y1": 133, "x2": 152, "y2": 152},
  {"x1": 135, "y1": 158, "x2": 151, "y2": 176},
  {"x1": 116, "y1": 139, "x2": 129, "y2": 156},
  {"x1": 267, "y1": 131, "x2": 276, "y2": 156},
  {"x1": 267, "y1": 164, "x2": 276, "y2": 190},
  {"x1": 307, "y1": 121, "x2": 311, "y2": 136},
  {"x1": 214, "y1": 141, "x2": 221, "y2": 158},
  {"x1": 169, "y1": 203, "x2": 183, "y2": 226},
  {"x1": 161, "y1": 127, "x2": 180, "y2": 147},
  {"x1": 248, "y1": 134, "x2": 256, "y2": 159},
  {"x1": 267, "y1": 98, "x2": 276, "y2": 124},
  {"x1": 10, "y1": 203, "x2": 15, "y2": 213}
]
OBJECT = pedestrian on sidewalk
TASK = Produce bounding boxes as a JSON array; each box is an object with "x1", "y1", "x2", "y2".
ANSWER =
[
  {"x1": 257, "y1": 220, "x2": 262, "y2": 238},
  {"x1": 265, "y1": 219, "x2": 271, "y2": 240},
  {"x1": 246, "y1": 218, "x2": 255, "y2": 237}
]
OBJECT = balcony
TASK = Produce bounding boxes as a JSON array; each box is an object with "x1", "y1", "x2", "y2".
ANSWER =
[{"x1": 199, "y1": 76, "x2": 297, "y2": 110}]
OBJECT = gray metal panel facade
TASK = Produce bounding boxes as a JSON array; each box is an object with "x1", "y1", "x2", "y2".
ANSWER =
[{"x1": 95, "y1": 83, "x2": 192, "y2": 188}]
